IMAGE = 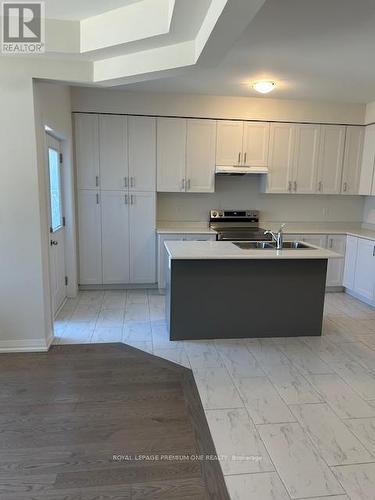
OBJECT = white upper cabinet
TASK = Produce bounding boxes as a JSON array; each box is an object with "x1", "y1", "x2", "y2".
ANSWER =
[
  {"x1": 128, "y1": 116, "x2": 156, "y2": 192},
  {"x1": 77, "y1": 189, "x2": 102, "y2": 285},
  {"x1": 293, "y1": 124, "x2": 321, "y2": 194},
  {"x1": 216, "y1": 120, "x2": 269, "y2": 167},
  {"x1": 243, "y1": 122, "x2": 270, "y2": 166},
  {"x1": 99, "y1": 115, "x2": 127, "y2": 190},
  {"x1": 342, "y1": 126, "x2": 364, "y2": 195},
  {"x1": 157, "y1": 117, "x2": 186, "y2": 192},
  {"x1": 216, "y1": 121, "x2": 244, "y2": 166},
  {"x1": 101, "y1": 190, "x2": 130, "y2": 285},
  {"x1": 266, "y1": 123, "x2": 296, "y2": 193},
  {"x1": 75, "y1": 114, "x2": 100, "y2": 190},
  {"x1": 186, "y1": 119, "x2": 217, "y2": 193},
  {"x1": 317, "y1": 125, "x2": 345, "y2": 194},
  {"x1": 129, "y1": 191, "x2": 156, "y2": 284},
  {"x1": 359, "y1": 124, "x2": 375, "y2": 195}
]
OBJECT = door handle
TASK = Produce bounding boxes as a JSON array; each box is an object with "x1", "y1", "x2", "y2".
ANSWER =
[
  {"x1": 125, "y1": 194, "x2": 128, "y2": 205},
  {"x1": 343, "y1": 182, "x2": 348, "y2": 192},
  {"x1": 294, "y1": 181, "x2": 297, "y2": 192},
  {"x1": 238, "y1": 152, "x2": 241, "y2": 164},
  {"x1": 50, "y1": 240, "x2": 58, "y2": 246},
  {"x1": 124, "y1": 177, "x2": 128, "y2": 188},
  {"x1": 373, "y1": 246, "x2": 375, "y2": 257},
  {"x1": 130, "y1": 177, "x2": 135, "y2": 188},
  {"x1": 244, "y1": 152, "x2": 247, "y2": 165},
  {"x1": 95, "y1": 175, "x2": 99, "y2": 187},
  {"x1": 318, "y1": 181, "x2": 322, "y2": 192},
  {"x1": 288, "y1": 181, "x2": 292, "y2": 192},
  {"x1": 181, "y1": 178, "x2": 186, "y2": 191},
  {"x1": 96, "y1": 193, "x2": 100, "y2": 204},
  {"x1": 130, "y1": 194, "x2": 135, "y2": 205}
]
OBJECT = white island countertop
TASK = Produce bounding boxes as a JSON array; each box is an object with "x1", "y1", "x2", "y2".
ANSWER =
[{"x1": 164, "y1": 240, "x2": 343, "y2": 260}]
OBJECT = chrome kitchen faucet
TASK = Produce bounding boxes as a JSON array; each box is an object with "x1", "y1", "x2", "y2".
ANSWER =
[{"x1": 264, "y1": 224, "x2": 286, "y2": 250}]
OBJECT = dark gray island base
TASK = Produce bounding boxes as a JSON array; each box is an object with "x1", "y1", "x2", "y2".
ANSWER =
[{"x1": 166, "y1": 258, "x2": 328, "y2": 340}]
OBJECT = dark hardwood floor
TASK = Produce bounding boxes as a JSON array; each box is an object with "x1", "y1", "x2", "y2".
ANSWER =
[{"x1": 0, "y1": 343, "x2": 230, "y2": 500}]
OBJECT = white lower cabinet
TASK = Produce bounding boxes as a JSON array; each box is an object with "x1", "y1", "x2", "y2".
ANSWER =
[
  {"x1": 353, "y1": 238, "x2": 375, "y2": 301},
  {"x1": 344, "y1": 235, "x2": 375, "y2": 304},
  {"x1": 78, "y1": 190, "x2": 156, "y2": 286},
  {"x1": 77, "y1": 190, "x2": 102, "y2": 285},
  {"x1": 101, "y1": 191, "x2": 130, "y2": 285},
  {"x1": 157, "y1": 233, "x2": 216, "y2": 289},
  {"x1": 326, "y1": 235, "x2": 346, "y2": 287}
]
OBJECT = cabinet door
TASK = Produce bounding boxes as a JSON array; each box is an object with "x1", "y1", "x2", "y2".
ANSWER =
[
  {"x1": 129, "y1": 192, "x2": 156, "y2": 284},
  {"x1": 326, "y1": 235, "x2": 346, "y2": 287},
  {"x1": 186, "y1": 119, "x2": 217, "y2": 193},
  {"x1": 266, "y1": 123, "x2": 295, "y2": 193},
  {"x1": 353, "y1": 238, "x2": 375, "y2": 300},
  {"x1": 157, "y1": 118, "x2": 186, "y2": 192},
  {"x1": 216, "y1": 121, "x2": 243, "y2": 166},
  {"x1": 294, "y1": 124, "x2": 321, "y2": 194},
  {"x1": 343, "y1": 236, "x2": 358, "y2": 290},
  {"x1": 342, "y1": 126, "x2": 364, "y2": 195},
  {"x1": 359, "y1": 124, "x2": 375, "y2": 195},
  {"x1": 75, "y1": 114, "x2": 100, "y2": 190},
  {"x1": 77, "y1": 190, "x2": 102, "y2": 285},
  {"x1": 99, "y1": 115, "x2": 128, "y2": 190},
  {"x1": 157, "y1": 234, "x2": 185, "y2": 289},
  {"x1": 128, "y1": 116, "x2": 156, "y2": 192},
  {"x1": 318, "y1": 126, "x2": 345, "y2": 194},
  {"x1": 101, "y1": 191, "x2": 130, "y2": 285},
  {"x1": 243, "y1": 122, "x2": 270, "y2": 166}
]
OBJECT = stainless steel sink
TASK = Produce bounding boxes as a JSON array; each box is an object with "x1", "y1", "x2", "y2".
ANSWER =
[{"x1": 232, "y1": 241, "x2": 314, "y2": 250}]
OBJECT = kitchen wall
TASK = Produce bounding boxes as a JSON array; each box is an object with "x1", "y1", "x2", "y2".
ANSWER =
[{"x1": 158, "y1": 176, "x2": 365, "y2": 224}]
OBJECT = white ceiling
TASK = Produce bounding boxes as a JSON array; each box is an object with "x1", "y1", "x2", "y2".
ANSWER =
[
  {"x1": 44, "y1": 0, "x2": 141, "y2": 20},
  {"x1": 118, "y1": 0, "x2": 375, "y2": 103}
]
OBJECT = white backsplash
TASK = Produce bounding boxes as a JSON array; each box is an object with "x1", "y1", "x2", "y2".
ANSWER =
[{"x1": 157, "y1": 176, "x2": 365, "y2": 224}]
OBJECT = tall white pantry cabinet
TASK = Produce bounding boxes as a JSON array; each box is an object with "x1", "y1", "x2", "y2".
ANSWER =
[{"x1": 75, "y1": 113, "x2": 157, "y2": 286}]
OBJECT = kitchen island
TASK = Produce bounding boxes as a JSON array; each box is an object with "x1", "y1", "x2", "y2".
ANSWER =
[{"x1": 164, "y1": 240, "x2": 342, "y2": 340}]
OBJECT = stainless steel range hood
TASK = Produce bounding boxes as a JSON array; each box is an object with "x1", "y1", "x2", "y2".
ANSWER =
[{"x1": 215, "y1": 165, "x2": 269, "y2": 176}]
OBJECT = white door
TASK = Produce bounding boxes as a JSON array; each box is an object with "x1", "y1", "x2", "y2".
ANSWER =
[
  {"x1": 78, "y1": 190, "x2": 102, "y2": 285},
  {"x1": 129, "y1": 192, "x2": 156, "y2": 283},
  {"x1": 293, "y1": 124, "x2": 321, "y2": 194},
  {"x1": 267, "y1": 123, "x2": 295, "y2": 193},
  {"x1": 101, "y1": 191, "x2": 130, "y2": 285},
  {"x1": 342, "y1": 126, "x2": 364, "y2": 195},
  {"x1": 343, "y1": 236, "x2": 358, "y2": 290},
  {"x1": 75, "y1": 114, "x2": 100, "y2": 190},
  {"x1": 99, "y1": 115, "x2": 128, "y2": 190},
  {"x1": 318, "y1": 126, "x2": 345, "y2": 194},
  {"x1": 242, "y1": 122, "x2": 270, "y2": 166},
  {"x1": 216, "y1": 120, "x2": 244, "y2": 166},
  {"x1": 186, "y1": 119, "x2": 216, "y2": 192},
  {"x1": 359, "y1": 124, "x2": 375, "y2": 195},
  {"x1": 128, "y1": 116, "x2": 156, "y2": 192},
  {"x1": 47, "y1": 135, "x2": 66, "y2": 315},
  {"x1": 353, "y1": 238, "x2": 375, "y2": 300},
  {"x1": 326, "y1": 235, "x2": 346, "y2": 287}
]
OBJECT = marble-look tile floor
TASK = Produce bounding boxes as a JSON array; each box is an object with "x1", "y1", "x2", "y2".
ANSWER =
[{"x1": 55, "y1": 290, "x2": 375, "y2": 500}]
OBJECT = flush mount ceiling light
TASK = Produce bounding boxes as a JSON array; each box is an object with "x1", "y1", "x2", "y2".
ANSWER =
[{"x1": 253, "y1": 81, "x2": 276, "y2": 94}]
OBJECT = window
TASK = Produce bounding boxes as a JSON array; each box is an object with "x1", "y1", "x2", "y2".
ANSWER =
[{"x1": 48, "y1": 148, "x2": 63, "y2": 232}]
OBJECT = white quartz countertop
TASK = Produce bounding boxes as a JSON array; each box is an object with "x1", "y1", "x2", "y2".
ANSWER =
[{"x1": 164, "y1": 240, "x2": 343, "y2": 260}]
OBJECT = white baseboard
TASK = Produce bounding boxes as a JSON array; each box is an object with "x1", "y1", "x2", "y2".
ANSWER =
[
  {"x1": 345, "y1": 288, "x2": 375, "y2": 308},
  {"x1": 0, "y1": 338, "x2": 51, "y2": 353}
]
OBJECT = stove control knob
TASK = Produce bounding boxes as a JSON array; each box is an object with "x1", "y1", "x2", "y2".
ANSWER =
[{"x1": 212, "y1": 211, "x2": 218, "y2": 218}]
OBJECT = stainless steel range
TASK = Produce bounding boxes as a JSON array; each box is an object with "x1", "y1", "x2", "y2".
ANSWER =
[{"x1": 209, "y1": 210, "x2": 271, "y2": 241}]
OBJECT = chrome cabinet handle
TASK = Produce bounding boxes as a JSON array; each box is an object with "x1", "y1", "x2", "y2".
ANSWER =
[
  {"x1": 294, "y1": 181, "x2": 297, "y2": 192},
  {"x1": 124, "y1": 177, "x2": 128, "y2": 188},
  {"x1": 288, "y1": 181, "x2": 292, "y2": 192},
  {"x1": 96, "y1": 193, "x2": 100, "y2": 204},
  {"x1": 130, "y1": 194, "x2": 135, "y2": 205},
  {"x1": 343, "y1": 182, "x2": 348, "y2": 192},
  {"x1": 187, "y1": 179, "x2": 191, "y2": 190},
  {"x1": 373, "y1": 246, "x2": 375, "y2": 257},
  {"x1": 125, "y1": 194, "x2": 128, "y2": 205},
  {"x1": 329, "y1": 238, "x2": 333, "y2": 249},
  {"x1": 244, "y1": 152, "x2": 247, "y2": 164},
  {"x1": 181, "y1": 178, "x2": 186, "y2": 191},
  {"x1": 318, "y1": 181, "x2": 322, "y2": 192},
  {"x1": 238, "y1": 152, "x2": 241, "y2": 164},
  {"x1": 95, "y1": 175, "x2": 99, "y2": 187},
  {"x1": 130, "y1": 177, "x2": 135, "y2": 188}
]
